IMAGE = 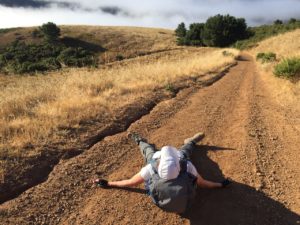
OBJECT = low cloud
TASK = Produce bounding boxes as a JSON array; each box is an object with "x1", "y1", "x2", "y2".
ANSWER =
[
  {"x1": 0, "y1": 0, "x2": 299, "y2": 28},
  {"x1": 0, "y1": 0, "x2": 49, "y2": 8}
]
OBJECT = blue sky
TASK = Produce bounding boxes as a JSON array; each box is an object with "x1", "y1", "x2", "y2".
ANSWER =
[{"x1": 0, "y1": 0, "x2": 299, "y2": 29}]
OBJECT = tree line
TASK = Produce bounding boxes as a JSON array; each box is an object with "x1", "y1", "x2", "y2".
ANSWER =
[{"x1": 175, "y1": 14, "x2": 300, "y2": 48}]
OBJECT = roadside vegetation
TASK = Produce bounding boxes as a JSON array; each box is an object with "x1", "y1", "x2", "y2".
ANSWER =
[
  {"x1": 274, "y1": 57, "x2": 300, "y2": 79},
  {"x1": 234, "y1": 18, "x2": 300, "y2": 49},
  {"x1": 256, "y1": 52, "x2": 277, "y2": 63},
  {"x1": 251, "y1": 29, "x2": 300, "y2": 81}
]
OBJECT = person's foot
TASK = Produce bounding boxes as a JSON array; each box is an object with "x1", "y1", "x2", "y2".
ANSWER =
[
  {"x1": 184, "y1": 132, "x2": 205, "y2": 145},
  {"x1": 127, "y1": 132, "x2": 146, "y2": 145}
]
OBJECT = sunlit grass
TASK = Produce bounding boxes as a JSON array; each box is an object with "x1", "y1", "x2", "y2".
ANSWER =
[{"x1": 0, "y1": 48, "x2": 239, "y2": 158}]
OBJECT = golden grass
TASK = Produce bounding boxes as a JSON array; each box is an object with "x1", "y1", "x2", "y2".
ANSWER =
[
  {"x1": 61, "y1": 26, "x2": 177, "y2": 63},
  {"x1": 250, "y1": 29, "x2": 300, "y2": 59},
  {"x1": 249, "y1": 29, "x2": 300, "y2": 110},
  {"x1": 0, "y1": 48, "x2": 239, "y2": 157}
]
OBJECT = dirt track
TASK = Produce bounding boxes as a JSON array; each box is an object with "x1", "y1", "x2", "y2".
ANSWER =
[{"x1": 1, "y1": 53, "x2": 299, "y2": 225}]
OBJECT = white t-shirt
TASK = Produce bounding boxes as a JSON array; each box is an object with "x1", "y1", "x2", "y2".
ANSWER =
[{"x1": 140, "y1": 160, "x2": 199, "y2": 181}]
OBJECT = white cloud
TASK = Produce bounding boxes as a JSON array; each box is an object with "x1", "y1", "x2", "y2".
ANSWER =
[{"x1": 0, "y1": 0, "x2": 300, "y2": 29}]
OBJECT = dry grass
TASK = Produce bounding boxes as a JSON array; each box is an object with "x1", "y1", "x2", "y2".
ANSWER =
[
  {"x1": 250, "y1": 29, "x2": 300, "y2": 59},
  {"x1": 0, "y1": 48, "x2": 239, "y2": 158},
  {"x1": 250, "y1": 29, "x2": 300, "y2": 110},
  {"x1": 60, "y1": 26, "x2": 177, "y2": 63}
]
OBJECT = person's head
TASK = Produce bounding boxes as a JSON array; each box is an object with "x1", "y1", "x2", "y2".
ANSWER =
[{"x1": 157, "y1": 146, "x2": 180, "y2": 180}]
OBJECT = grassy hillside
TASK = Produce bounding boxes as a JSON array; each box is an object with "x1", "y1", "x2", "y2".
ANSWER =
[
  {"x1": 250, "y1": 29, "x2": 300, "y2": 59},
  {"x1": 0, "y1": 26, "x2": 177, "y2": 64},
  {"x1": 234, "y1": 22, "x2": 300, "y2": 49},
  {"x1": 250, "y1": 29, "x2": 300, "y2": 111}
]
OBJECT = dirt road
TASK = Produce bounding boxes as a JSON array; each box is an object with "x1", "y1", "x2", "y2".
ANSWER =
[{"x1": 1, "y1": 54, "x2": 299, "y2": 225}]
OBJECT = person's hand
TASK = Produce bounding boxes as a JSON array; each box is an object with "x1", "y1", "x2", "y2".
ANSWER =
[
  {"x1": 93, "y1": 179, "x2": 110, "y2": 188},
  {"x1": 221, "y1": 179, "x2": 232, "y2": 188}
]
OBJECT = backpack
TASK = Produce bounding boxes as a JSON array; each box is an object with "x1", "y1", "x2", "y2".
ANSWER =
[{"x1": 148, "y1": 159, "x2": 197, "y2": 213}]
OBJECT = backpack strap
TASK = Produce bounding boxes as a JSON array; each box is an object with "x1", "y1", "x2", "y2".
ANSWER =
[
  {"x1": 179, "y1": 158, "x2": 188, "y2": 174},
  {"x1": 150, "y1": 159, "x2": 159, "y2": 174}
]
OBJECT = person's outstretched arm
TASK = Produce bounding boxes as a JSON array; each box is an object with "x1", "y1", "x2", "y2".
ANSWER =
[
  {"x1": 107, "y1": 173, "x2": 145, "y2": 188},
  {"x1": 196, "y1": 174, "x2": 223, "y2": 188}
]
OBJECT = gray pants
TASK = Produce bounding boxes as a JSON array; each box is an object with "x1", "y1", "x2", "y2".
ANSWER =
[{"x1": 139, "y1": 141, "x2": 195, "y2": 164}]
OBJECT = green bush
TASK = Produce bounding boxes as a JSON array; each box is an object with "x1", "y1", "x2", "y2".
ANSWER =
[
  {"x1": 116, "y1": 54, "x2": 124, "y2": 61},
  {"x1": 222, "y1": 50, "x2": 234, "y2": 57},
  {"x1": 165, "y1": 83, "x2": 175, "y2": 93},
  {"x1": 274, "y1": 57, "x2": 300, "y2": 78},
  {"x1": 58, "y1": 47, "x2": 95, "y2": 67},
  {"x1": 0, "y1": 40, "x2": 96, "y2": 74},
  {"x1": 256, "y1": 52, "x2": 277, "y2": 63}
]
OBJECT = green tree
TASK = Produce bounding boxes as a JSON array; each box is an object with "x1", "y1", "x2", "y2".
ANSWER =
[
  {"x1": 40, "y1": 22, "x2": 61, "y2": 43},
  {"x1": 274, "y1": 19, "x2": 283, "y2": 25},
  {"x1": 185, "y1": 23, "x2": 205, "y2": 46},
  {"x1": 289, "y1": 18, "x2": 297, "y2": 24},
  {"x1": 202, "y1": 14, "x2": 248, "y2": 47},
  {"x1": 175, "y1": 22, "x2": 187, "y2": 38}
]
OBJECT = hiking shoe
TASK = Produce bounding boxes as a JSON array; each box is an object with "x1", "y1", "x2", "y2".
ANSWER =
[
  {"x1": 184, "y1": 132, "x2": 205, "y2": 145},
  {"x1": 127, "y1": 132, "x2": 146, "y2": 145}
]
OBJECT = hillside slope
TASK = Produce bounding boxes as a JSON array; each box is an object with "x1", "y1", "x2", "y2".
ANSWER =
[
  {"x1": 249, "y1": 29, "x2": 300, "y2": 109},
  {"x1": 250, "y1": 29, "x2": 300, "y2": 59},
  {"x1": 0, "y1": 26, "x2": 177, "y2": 63}
]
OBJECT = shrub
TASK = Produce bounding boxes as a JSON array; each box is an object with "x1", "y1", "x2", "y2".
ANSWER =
[
  {"x1": 58, "y1": 47, "x2": 95, "y2": 67},
  {"x1": 289, "y1": 18, "x2": 297, "y2": 24},
  {"x1": 165, "y1": 83, "x2": 175, "y2": 93},
  {"x1": 116, "y1": 54, "x2": 124, "y2": 61},
  {"x1": 274, "y1": 57, "x2": 300, "y2": 78},
  {"x1": 31, "y1": 29, "x2": 43, "y2": 38},
  {"x1": 222, "y1": 50, "x2": 234, "y2": 57},
  {"x1": 256, "y1": 52, "x2": 276, "y2": 63},
  {"x1": 0, "y1": 40, "x2": 96, "y2": 74}
]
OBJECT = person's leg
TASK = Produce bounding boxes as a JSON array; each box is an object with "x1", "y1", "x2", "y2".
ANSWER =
[
  {"x1": 128, "y1": 132, "x2": 156, "y2": 164},
  {"x1": 180, "y1": 132, "x2": 205, "y2": 160},
  {"x1": 178, "y1": 141, "x2": 196, "y2": 160},
  {"x1": 139, "y1": 141, "x2": 157, "y2": 164}
]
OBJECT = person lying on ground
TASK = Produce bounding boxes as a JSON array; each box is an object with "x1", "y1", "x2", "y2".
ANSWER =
[{"x1": 93, "y1": 132, "x2": 231, "y2": 213}]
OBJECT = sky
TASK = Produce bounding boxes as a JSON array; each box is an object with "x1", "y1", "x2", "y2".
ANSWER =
[{"x1": 0, "y1": 0, "x2": 299, "y2": 29}]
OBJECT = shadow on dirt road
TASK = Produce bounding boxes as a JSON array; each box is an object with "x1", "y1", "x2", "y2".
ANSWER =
[{"x1": 183, "y1": 145, "x2": 300, "y2": 225}]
